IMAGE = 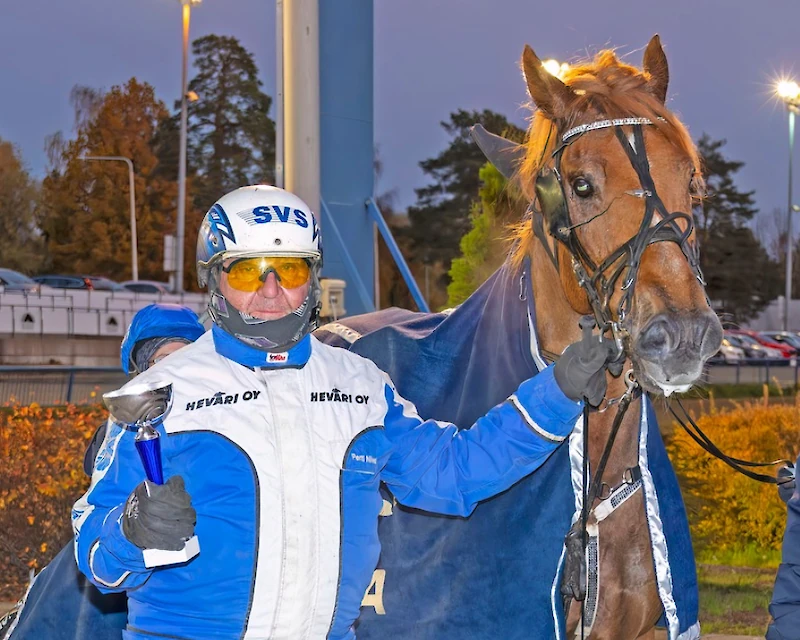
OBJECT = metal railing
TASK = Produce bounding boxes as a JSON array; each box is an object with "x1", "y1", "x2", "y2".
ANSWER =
[
  {"x1": 705, "y1": 359, "x2": 799, "y2": 387},
  {"x1": 0, "y1": 366, "x2": 127, "y2": 406}
]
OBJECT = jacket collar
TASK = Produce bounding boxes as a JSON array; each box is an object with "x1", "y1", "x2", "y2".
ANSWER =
[{"x1": 212, "y1": 324, "x2": 312, "y2": 369}]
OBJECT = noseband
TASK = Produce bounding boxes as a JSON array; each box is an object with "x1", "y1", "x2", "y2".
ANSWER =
[{"x1": 531, "y1": 117, "x2": 705, "y2": 356}]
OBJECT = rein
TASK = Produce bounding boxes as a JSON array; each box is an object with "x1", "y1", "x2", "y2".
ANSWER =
[{"x1": 668, "y1": 398, "x2": 793, "y2": 484}]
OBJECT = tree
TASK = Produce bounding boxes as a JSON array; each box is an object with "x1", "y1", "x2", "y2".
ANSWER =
[
  {"x1": 40, "y1": 79, "x2": 179, "y2": 282},
  {"x1": 0, "y1": 139, "x2": 44, "y2": 273},
  {"x1": 182, "y1": 35, "x2": 276, "y2": 211},
  {"x1": 407, "y1": 109, "x2": 524, "y2": 303},
  {"x1": 447, "y1": 162, "x2": 527, "y2": 305},
  {"x1": 696, "y1": 135, "x2": 781, "y2": 322}
]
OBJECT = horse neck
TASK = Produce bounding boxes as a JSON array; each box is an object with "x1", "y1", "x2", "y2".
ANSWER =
[{"x1": 529, "y1": 240, "x2": 641, "y2": 474}]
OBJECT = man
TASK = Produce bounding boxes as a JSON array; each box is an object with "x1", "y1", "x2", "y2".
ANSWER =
[
  {"x1": 768, "y1": 461, "x2": 800, "y2": 639},
  {"x1": 71, "y1": 185, "x2": 613, "y2": 640},
  {"x1": 1, "y1": 304, "x2": 205, "y2": 640}
]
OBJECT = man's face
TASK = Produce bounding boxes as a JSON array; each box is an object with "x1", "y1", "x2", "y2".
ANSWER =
[
  {"x1": 219, "y1": 257, "x2": 311, "y2": 321},
  {"x1": 149, "y1": 341, "x2": 187, "y2": 368}
]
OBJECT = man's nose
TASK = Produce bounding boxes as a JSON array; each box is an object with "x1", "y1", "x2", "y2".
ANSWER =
[{"x1": 257, "y1": 271, "x2": 281, "y2": 298}]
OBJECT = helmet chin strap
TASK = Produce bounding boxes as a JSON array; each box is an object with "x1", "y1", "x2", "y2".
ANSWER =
[{"x1": 207, "y1": 266, "x2": 322, "y2": 353}]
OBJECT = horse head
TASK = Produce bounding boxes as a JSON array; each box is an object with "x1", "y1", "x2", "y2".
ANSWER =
[{"x1": 495, "y1": 35, "x2": 722, "y2": 396}]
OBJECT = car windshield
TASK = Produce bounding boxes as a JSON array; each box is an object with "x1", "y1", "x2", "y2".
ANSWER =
[
  {"x1": 0, "y1": 269, "x2": 34, "y2": 284},
  {"x1": 770, "y1": 334, "x2": 800, "y2": 348},
  {"x1": 732, "y1": 334, "x2": 761, "y2": 347}
]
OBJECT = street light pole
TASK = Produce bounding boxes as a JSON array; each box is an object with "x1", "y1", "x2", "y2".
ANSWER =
[
  {"x1": 82, "y1": 156, "x2": 138, "y2": 280},
  {"x1": 176, "y1": 0, "x2": 200, "y2": 293},
  {"x1": 778, "y1": 80, "x2": 800, "y2": 330},
  {"x1": 787, "y1": 107, "x2": 796, "y2": 331}
]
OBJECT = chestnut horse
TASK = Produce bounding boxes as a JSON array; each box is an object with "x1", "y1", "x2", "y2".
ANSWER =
[{"x1": 509, "y1": 36, "x2": 722, "y2": 638}]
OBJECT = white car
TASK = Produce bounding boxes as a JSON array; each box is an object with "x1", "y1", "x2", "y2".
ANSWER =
[{"x1": 717, "y1": 338, "x2": 745, "y2": 363}]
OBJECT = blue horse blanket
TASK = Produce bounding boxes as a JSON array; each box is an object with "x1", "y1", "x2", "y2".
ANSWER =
[{"x1": 3, "y1": 261, "x2": 699, "y2": 640}]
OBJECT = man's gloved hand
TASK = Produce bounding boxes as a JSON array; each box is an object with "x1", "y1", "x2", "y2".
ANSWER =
[
  {"x1": 778, "y1": 464, "x2": 796, "y2": 504},
  {"x1": 554, "y1": 317, "x2": 617, "y2": 408},
  {"x1": 122, "y1": 476, "x2": 196, "y2": 551}
]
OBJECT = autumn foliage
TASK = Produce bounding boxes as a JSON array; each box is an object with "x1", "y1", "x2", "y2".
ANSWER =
[
  {"x1": 0, "y1": 403, "x2": 102, "y2": 600},
  {"x1": 667, "y1": 400, "x2": 800, "y2": 554}
]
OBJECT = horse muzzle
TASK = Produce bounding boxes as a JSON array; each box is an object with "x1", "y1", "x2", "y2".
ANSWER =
[{"x1": 631, "y1": 310, "x2": 722, "y2": 394}]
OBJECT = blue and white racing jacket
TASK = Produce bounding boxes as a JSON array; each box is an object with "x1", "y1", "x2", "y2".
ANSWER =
[{"x1": 72, "y1": 327, "x2": 582, "y2": 640}]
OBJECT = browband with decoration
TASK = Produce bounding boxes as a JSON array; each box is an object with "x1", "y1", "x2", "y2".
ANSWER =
[{"x1": 561, "y1": 117, "x2": 658, "y2": 143}]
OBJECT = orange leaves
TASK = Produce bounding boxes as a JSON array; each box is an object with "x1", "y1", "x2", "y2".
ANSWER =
[
  {"x1": 667, "y1": 401, "x2": 800, "y2": 553},
  {"x1": 0, "y1": 402, "x2": 105, "y2": 600}
]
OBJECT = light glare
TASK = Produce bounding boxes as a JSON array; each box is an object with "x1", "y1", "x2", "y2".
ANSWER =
[
  {"x1": 542, "y1": 59, "x2": 569, "y2": 79},
  {"x1": 778, "y1": 80, "x2": 800, "y2": 101}
]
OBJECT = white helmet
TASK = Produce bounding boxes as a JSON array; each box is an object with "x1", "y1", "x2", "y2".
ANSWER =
[{"x1": 196, "y1": 185, "x2": 323, "y2": 352}]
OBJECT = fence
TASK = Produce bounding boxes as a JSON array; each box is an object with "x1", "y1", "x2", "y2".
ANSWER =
[
  {"x1": 0, "y1": 367, "x2": 127, "y2": 406},
  {"x1": 704, "y1": 360, "x2": 800, "y2": 387}
]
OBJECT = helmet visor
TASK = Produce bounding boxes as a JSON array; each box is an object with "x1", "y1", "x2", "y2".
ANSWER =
[{"x1": 222, "y1": 256, "x2": 311, "y2": 292}]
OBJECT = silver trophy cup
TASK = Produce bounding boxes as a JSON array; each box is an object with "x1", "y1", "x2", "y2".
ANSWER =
[{"x1": 103, "y1": 380, "x2": 200, "y2": 567}]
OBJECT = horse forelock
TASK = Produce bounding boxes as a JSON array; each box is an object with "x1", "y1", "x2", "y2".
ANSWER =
[{"x1": 509, "y1": 48, "x2": 703, "y2": 270}]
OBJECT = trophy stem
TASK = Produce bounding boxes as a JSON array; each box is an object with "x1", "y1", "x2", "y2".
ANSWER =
[{"x1": 135, "y1": 425, "x2": 164, "y2": 485}]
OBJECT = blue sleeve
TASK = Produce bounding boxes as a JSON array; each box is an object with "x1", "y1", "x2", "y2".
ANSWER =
[
  {"x1": 380, "y1": 364, "x2": 582, "y2": 517},
  {"x1": 768, "y1": 458, "x2": 800, "y2": 640},
  {"x1": 71, "y1": 420, "x2": 153, "y2": 593}
]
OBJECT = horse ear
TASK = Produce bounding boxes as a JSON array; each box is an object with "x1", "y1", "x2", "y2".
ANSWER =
[
  {"x1": 643, "y1": 34, "x2": 669, "y2": 104},
  {"x1": 521, "y1": 45, "x2": 576, "y2": 121}
]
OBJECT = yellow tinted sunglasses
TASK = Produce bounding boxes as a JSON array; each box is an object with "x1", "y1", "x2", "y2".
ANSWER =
[{"x1": 222, "y1": 257, "x2": 311, "y2": 292}]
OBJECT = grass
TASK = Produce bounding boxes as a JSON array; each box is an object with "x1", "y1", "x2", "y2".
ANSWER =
[
  {"x1": 697, "y1": 545, "x2": 782, "y2": 569},
  {"x1": 697, "y1": 563, "x2": 776, "y2": 636}
]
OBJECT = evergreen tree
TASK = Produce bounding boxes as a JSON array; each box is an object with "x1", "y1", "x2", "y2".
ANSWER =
[
  {"x1": 696, "y1": 135, "x2": 781, "y2": 322},
  {"x1": 447, "y1": 162, "x2": 526, "y2": 305},
  {"x1": 408, "y1": 109, "x2": 524, "y2": 300},
  {"x1": 185, "y1": 35, "x2": 276, "y2": 211}
]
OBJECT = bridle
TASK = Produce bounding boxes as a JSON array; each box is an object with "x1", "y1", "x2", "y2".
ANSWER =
[{"x1": 531, "y1": 117, "x2": 706, "y2": 359}]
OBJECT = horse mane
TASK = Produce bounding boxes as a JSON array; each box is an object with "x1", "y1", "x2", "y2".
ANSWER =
[{"x1": 509, "y1": 49, "x2": 702, "y2": 269}]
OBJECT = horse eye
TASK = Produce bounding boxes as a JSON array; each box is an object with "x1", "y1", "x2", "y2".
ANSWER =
[{"x1": 572, "y1": 177, "x2": 594, "y2": 198}]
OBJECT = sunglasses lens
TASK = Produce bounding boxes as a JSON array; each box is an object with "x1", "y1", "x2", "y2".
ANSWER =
[
  {"x1": 225, "y1": 257, "x2": 310, "y2": 292},
  {"x1": 271, "y1": 258, "x2": 311, "y2": 289}
]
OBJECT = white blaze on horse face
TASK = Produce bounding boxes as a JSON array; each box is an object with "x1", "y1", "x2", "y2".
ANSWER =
[{"x1": 627, "y1": 132, "x2": 637, "y2": 152}]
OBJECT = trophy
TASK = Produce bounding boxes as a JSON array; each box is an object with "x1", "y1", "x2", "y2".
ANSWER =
[{"x1": 103, "y1": 380, "x2": 200, "y2": 568}]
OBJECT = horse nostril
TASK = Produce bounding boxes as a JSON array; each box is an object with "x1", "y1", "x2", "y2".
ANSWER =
[
  {"x1": 697, "y1": 313, "x2": 723, "y2": 359},
  {"x1": 636, "y1": 316, "x2": 678, "y2": 360}
]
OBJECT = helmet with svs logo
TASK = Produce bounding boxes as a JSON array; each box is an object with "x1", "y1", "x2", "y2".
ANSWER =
[{"x1": 196, "y1": 185, "x2": 322, "y2": 352}]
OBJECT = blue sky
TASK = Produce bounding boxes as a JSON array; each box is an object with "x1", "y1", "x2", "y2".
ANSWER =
[{"x1": 2, "y1": 0, "x2": 799, "y2": 230}]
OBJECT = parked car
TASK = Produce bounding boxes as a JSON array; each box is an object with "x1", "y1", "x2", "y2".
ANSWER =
[
  {"x1": 761, "y1": 331, "x2": 800, "y2": 351},
  {"x1": 33, "y1": 275, "x2": 93, "y2": 289},
  {"x1": 0, "y1": 268, "x2": 43, "y2": 292},
  {"x1": 84, "y1": 276, "x2": 126, "y2": 291},
  {"x1": 725, "y1": 332, "x2": 784, "y2": 359},
  {"x1": 121, "y1": 280, "x2": 171, "y2": 294},
  {"x1": 33, "y1": 275, "x2": 126, "y2": 291},
  {"x1": 712, "y1": 338, "x2": 745, "y2": 363},
  {"x1": 732, "y1": 329, "x2": 797, "y2": 359}
]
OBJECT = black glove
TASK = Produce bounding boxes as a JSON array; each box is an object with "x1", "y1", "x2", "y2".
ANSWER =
[
  {"x1": 778, "y1": 464, "x2": 796, "y2": 504},
  {"x1": 554, "y1": 317, "x2": 617, "y2": 407},
  {"x1": 122, "y1": 476, "x2": 196, "y2": 551}
]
